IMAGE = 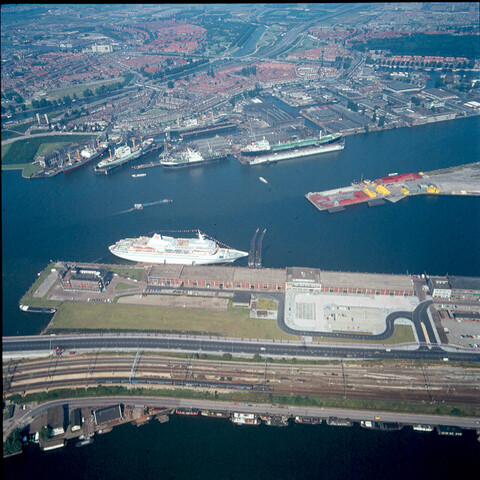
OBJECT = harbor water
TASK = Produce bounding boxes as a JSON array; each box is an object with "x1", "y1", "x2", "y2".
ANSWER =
[
  {"x1": 5, "y1": 414, "x2": 480, "y2": 479},
  {"x1": 2, "y1": 115, "x2": 479, "y2": 337},
  {"x1": 2, "y1": 116, "x2": 480, "y2": 476}
]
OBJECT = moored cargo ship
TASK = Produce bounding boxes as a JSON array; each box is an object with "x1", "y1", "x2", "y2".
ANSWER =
[
  {"x1": 160, "y1": 147, "x2": 227, "y2": 169},
  {"x1": 109, "y1": 230, "x2": 248, "y2": 265},
  {"x1": 62, "y1": 140, "x2": 108, "y2": 173},
  {"x1": 242, "y1": 132, "x2": 343, "y2": 165},
  {"x1": 94, "y1": 138, "x2": 153, "y2": 175}
]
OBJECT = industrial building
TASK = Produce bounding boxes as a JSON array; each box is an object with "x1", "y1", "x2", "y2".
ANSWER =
[
  {"x1": 147, "y1": 264, "x2": 286, "y2": 291},
  {"x1": 428, "y1": 275, "x2": 480, "y2": 301},
  {"x1": 60, "y1": 266, "x2": 112, "y2": 292},
  {"x1": 147, "y1": 264, "x2": 414, "y2": 297},
  {"x1": 94, "y1": 405, "x2": 123, "y2": 426}
]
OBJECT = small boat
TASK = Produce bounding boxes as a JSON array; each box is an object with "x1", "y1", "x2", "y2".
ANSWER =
[
  {"x1": 388, "y1": 172, "x2": 398, "y2": 176},
  {"x1": 132, "y1": 173, "x2": 146, "y2": 178},
  {"x1": 175, "y1": 408, "x2": 199, "y2": 416},
  {"x1": 259, "y1": 176, "x2": 268, "y2": 184},
  {"x1": 75, "y1": 436, "x2": 94, "y2": 448},
  {"x1": 412, "y1": 424, "x2": 434, "y2": 432}
]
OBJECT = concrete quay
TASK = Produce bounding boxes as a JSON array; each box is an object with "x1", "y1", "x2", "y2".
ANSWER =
[{"x1": 306, "y1": 161, "x2": 480, "y2": 213}]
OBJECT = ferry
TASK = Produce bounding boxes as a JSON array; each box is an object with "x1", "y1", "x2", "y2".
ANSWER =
[{"x1": 132, "y1": 173, "x2": 146, "y2": 178}]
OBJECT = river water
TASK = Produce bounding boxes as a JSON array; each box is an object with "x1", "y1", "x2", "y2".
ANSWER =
[
  {"x1": 2, "y1": 116, "x2": 480, "y2": 476},
  {"x1": 5, "y1": 413, "x2": 480, "y2": 479}
]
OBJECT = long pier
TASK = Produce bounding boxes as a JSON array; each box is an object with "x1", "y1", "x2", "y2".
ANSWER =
[{"x1": 306, "y1": 162, "x2": 480, "y2": 213}]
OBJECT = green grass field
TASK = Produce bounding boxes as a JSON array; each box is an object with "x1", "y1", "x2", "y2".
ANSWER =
[
  {"x1": 110, "y1": 267, "x2": 146, "y2": 281},
  {"x1": 115, "y1": 282, "x2": 139, "y2": 291},
  {"x1": 314, "y1": 324, "x2": 416, "y2": 345},
  {"x1": 256, "y1": 298, "x2": 278, "y2": 311},
  {"x1": 1, "y1": 135, "x2": 91, "y2": 166},
  {"x1": 40, "y1": 78, "x2": 124, "y2": 102},
  {"x1": 46, "y1": 301, "x2": 298, "y2": 340}
]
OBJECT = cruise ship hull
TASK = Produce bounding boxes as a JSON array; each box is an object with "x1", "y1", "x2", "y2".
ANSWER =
[
  {"x1": 247, "y1": 142, "x2": 344, "y2": 165},
  {"x1": 108, "y1": 246, "x2": 247, "y2": 265}
]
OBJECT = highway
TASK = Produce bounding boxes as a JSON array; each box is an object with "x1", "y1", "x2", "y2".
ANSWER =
[{"x1": 3, "y1": 331, "x2": 479, "y2": 362}]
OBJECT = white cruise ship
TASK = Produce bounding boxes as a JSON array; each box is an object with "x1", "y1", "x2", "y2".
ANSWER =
[{"x1": 109, "y1": 230, "x2": 248, "y2": 265}]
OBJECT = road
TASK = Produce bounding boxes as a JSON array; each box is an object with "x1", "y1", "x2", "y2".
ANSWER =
[
  {"x1": 4, "y1": 394, "x2": 479, "y2": 443},
  {"x1": 3, "y1": 331, "x2": 479, "y2": 362},
  {"x1": 1, "y1": 130, "x2": 101, "y2": 147}
]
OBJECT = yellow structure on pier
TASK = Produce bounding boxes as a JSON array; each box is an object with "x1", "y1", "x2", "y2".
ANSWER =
[
  {"x1": 364, "y1": 188, "x2": 377, "y2": 198},
  {"x1": 375, "y1": 185, "x2": 390, "y2": 196}
]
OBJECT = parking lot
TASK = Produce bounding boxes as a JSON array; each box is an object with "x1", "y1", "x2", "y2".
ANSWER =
[{"x1": 285, "y1": 290, "x2": 417, "y2": 334}]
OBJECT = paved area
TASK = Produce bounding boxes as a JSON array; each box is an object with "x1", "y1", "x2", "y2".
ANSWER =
[
  {"x1": 34, "y1": 270, "x2": 59, "y2": 298},
  {"x1": 117, "y1": 294, "x2": 229, "y2": 310},
  {"x1": 285, "y1": 290, "x2": 418, "y2": 334}
]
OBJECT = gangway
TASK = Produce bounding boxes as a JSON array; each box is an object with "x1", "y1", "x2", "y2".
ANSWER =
[
  {"x1": 248, "y1": 228, "x2": 259, "y2": 267},
  {"x1": 254, "y1": 229, "x2": 267, "y2": 268}
]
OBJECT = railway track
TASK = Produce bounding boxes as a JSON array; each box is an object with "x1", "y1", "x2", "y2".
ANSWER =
[{"x1": 4, "y1": 354, "x2": 479, "y2": 406}]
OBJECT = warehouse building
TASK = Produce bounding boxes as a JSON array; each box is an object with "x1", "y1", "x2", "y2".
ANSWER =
[
  {"x1": 94, "y1": 405, "x2": 123, "y2": 426},
  {"x1": 147, "y1": 264, "x2": 286, "y2": 291},
  {"x1": 60, "y1": 266, "x2": 112, "y2": 292}
]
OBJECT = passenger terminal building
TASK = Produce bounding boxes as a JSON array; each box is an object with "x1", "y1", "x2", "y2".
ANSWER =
[
  {"x1": 147, "y1": 265, "x2": 415, "y2": 297},
  {"x1": 428, "y1": 275, "x2": 480, "y2": 301}
]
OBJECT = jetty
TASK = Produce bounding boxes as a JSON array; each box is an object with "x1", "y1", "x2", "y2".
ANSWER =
[{"x1": 306, "y1": 162, "x2": 480, "y2": 213}]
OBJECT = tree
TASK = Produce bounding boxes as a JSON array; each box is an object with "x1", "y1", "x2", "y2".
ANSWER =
[
  {"x1": 253, "y1": 354, "x2": 261, "y2": 362},
  {"x1": 39, "y1": 426, "x2": 51, "y2": 442},
  {"x1": 3, "y1": 429, "x2": 22, "y2": 456},
  {"x1": 378, "y1": 115, "x2": 385, "y2": 127},
  {"x1": 167, "y1": 80, "x2": 174, "y2": 89}
]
